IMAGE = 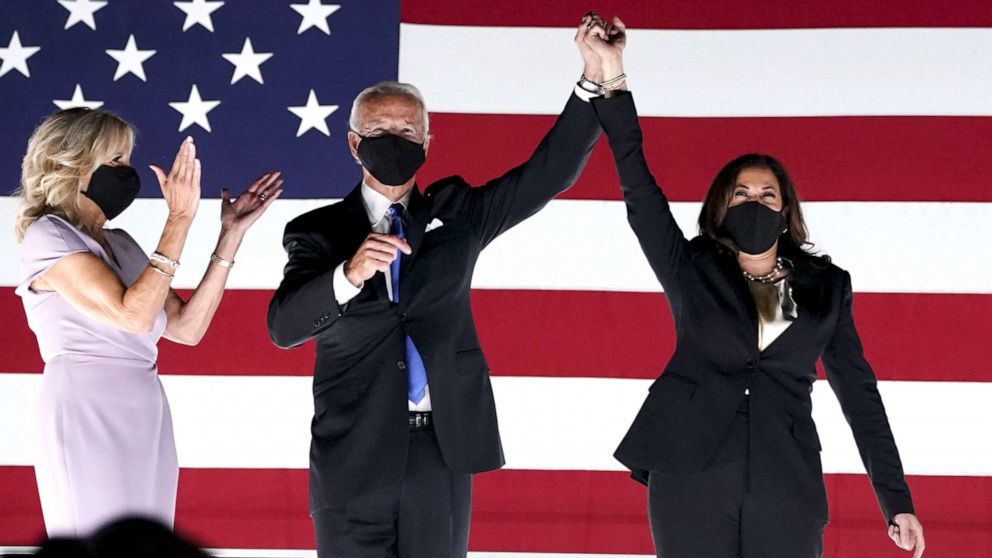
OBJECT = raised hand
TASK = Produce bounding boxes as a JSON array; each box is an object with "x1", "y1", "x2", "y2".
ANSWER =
[
  {"x1": 150, "y1": 137, "x2": 201, "y2": 223},
  {"x1": 220, "y1": 171, "x2": 283, "y2": 234},
  {"x1": 586, "y1": 15, "x2": 627, "y2": 82},
  {"x1": 344, "y1": 232, "x2": 412, "y2": 287},
  {"x1": 575, "y1": 13, "x2": 605, "y2": 83}
]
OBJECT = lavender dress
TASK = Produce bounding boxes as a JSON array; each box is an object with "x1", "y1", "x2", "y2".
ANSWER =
[{"x1": 16, "y1": 214, "x2": 177, "y2": 537}]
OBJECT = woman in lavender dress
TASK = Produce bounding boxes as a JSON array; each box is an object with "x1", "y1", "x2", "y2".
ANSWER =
[{"x1": 13, "y1": 108, "x2": 283, "y2": 537}]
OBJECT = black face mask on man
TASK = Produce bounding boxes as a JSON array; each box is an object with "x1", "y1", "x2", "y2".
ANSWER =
[
  {"x1": 83, "y1": 165, "x2": 141, "y2": 220},
  {"x1": 356, "y1": 134, "x2": 426, "y2": 186},
  {"x1": 721, "y1": 201, "x2": 785, "y2": 254}
]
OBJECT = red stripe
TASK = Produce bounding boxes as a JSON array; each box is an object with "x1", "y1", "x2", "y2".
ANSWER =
[
  {"x1": 3, "y1": 288, "x2": 990, "y2": 382},
  {"x1": 2, "y1": 466, "x2": 989, "y2": 556},
  {"x1": 418, "y1": 114, "x2": 992, "y2": 202},
  {"x1": 401, "y1": 0, "x2": 992, "y2": 28},
  {"x1": 2, "y1": 289, "x2": 990, "y2": 382},
  {"x1": 475, "y1": 291, "x2": 992, "y2": 383}
]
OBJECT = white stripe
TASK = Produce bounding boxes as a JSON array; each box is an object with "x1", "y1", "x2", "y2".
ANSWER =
[
  {"x1": 478, "y1": 200, "x2": 992, "y2": 294},
  {"x1": 0, "y1": 373, "x2": 989, "y2": 475},
  {"x1": 399, "y1": 25, "x2": 992, "y2": 117},
  {"x1": 1, "y1": 198, "x2": 990, "y2": 293}
]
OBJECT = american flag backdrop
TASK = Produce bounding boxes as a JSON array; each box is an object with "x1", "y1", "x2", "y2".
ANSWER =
[{"x1": 1, "y1": 1, "x2": 991, "y2": 556}]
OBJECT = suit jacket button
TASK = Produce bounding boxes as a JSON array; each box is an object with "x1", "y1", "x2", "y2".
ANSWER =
[
  {"x1": 745, "y1": 358, "x2": 756, "y2": 367},
  {"x1": 399, "y1": 312, "x2": 408, "y2": 321},
  {"x1": 397, "y1": 361, "x2": 407, "y2": 370},
  {"x1": 313, "y1": 320, "x2": 321, "y2": 327}
]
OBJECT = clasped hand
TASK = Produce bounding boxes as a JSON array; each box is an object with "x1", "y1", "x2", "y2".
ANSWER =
[{"x1": 574, "y1": 13, "x2": 626, "y2": 84}]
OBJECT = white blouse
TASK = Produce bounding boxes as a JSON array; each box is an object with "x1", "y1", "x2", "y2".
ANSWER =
[{"x1": 749, "y1": 279, "x2": 793, "y2": 352}]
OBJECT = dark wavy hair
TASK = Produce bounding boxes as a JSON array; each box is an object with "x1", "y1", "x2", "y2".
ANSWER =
[{"x1": 698, "y1": 153, "x2": 824, "y2": 262}]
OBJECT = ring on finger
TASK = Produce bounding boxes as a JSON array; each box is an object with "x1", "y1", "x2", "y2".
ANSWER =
[{"x1": 258, "y1": 193, "x2": 268, "y2": 201}]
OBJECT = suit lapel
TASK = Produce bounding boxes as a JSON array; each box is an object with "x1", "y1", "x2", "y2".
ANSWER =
[
  {"x1": 732, "y1": 273, "x2": 762, "y2": 351},
  {"x1": 399, "y1": 185, "x2": 431, "y2": 280},
  {"x1": 711, "y1": 253, "x2": 762, "y2": 350}
]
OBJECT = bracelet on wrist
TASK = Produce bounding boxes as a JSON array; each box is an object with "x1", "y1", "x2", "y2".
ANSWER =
[
  {"x1": 148, "y1": 262, "x2": 175, "y2": 279},
  {"x1": 601, "y1": 73, "x2": 627, "y2": 90},
  {"x1": 210, "y1": 252, "x2": 234, "y2": 269},
  {"x1": 150, "y1": 251, "x2": 180, "y2": 270},
  {"x1": 577, "y1": 75, "x2": 605, "y2": 96}
]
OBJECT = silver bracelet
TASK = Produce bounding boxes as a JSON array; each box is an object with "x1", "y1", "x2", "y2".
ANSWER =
[
  {"x1": 601, "y1": 73, "x2": 627, "y2": 90},
  {"x1": 148, "y1": 262, "x2": 175, "y2": 279},
  {"x1": 210, "y1": 252, "x2": 234, "y2": 269},
  {"x1": 150, "y1": 251, "x2": 180, "y2": 270}
]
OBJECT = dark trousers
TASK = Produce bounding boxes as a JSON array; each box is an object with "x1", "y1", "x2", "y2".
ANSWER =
[
  {"x1": 648, "y1": 399, "x2": 826, "y2": 558},
  {"x1": 312, "y1": 425, "x2": 472, "y2": 558}
]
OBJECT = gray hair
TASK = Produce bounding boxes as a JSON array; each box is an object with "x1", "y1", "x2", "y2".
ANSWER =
[{"x1": 348, "y1": 81, "x2": 430, "y2": 140}]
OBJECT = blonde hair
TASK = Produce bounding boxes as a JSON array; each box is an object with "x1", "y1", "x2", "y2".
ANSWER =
[{"x1": 13, "y1": 108, "x2": 134, "y2": 242}]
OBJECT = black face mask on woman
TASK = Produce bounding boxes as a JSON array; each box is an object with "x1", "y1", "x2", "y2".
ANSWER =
[
  {"x1": 356, "y1": 134, "x2": 426, "y2": 186},
  {"x1": 83, "y1": 165, "x2": 141, "y2": 220},
  {"x1": 721, "y1": 201, "x2": 785, "y2": 254}
]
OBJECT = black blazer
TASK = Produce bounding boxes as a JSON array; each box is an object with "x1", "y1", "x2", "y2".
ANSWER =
[
  {"x1": 592, "y1": 92, "x2": 914, "y2": 524},
  {"x1": 267, "y1": 93, "x2": 601, "y2": 512}
]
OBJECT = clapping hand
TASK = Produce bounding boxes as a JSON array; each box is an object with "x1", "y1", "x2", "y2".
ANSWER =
[
  {"x1": 220, "y1": 171, "x2": 283, "y2": 234},
  {"x1": 150, "y1": 137, "x2": 201, "y2": 223}
]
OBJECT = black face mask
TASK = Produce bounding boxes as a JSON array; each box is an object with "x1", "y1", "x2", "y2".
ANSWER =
[
  {"x1": 83, "y1": 165, "x2": 141, "y2": 220},
  {"x1": 721, "y1": 201, "x2": 785, "y2": 254},
  {"x1": 356, "y1": 134, "x2": 426, "y2": 186}
]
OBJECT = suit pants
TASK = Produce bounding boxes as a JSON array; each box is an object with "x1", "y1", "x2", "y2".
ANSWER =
[
  {"x1": 312, "y1": 424, "x2": 472, "y2": 558},
  {"x1": 648, "y1": 398, "x2": 826, "y2": 558}
]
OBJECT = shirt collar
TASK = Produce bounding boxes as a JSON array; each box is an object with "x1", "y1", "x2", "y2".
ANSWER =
[{"x1": 360, "y1": 181, "x2": 412, "y2": 226}]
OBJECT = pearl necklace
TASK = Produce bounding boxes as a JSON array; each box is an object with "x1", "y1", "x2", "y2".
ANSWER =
[{"x1": 742, "y1": 257, "x2": 784, "y2": 284}]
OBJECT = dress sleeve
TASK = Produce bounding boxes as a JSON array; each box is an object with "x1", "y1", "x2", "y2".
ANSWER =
[{"x1": 17, "y1": 215, "x2": 93, "y2": 294}]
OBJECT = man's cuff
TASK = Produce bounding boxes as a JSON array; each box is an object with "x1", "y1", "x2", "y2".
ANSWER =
[
  {"x1": 333, "y1": 262, "x2": 362, "y2": 306},
  {"x1": 573, "y1": 83, "x2": 600, "y2": 103}
]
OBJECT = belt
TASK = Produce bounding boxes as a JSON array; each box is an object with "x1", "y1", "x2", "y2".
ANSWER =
[{"x1": 409, "y1": 411, "x2": 432, "y2": 430}]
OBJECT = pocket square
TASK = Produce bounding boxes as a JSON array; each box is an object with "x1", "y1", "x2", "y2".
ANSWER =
[{"x1": 425, "y1": 218, "x2": 444, "y2": 232}]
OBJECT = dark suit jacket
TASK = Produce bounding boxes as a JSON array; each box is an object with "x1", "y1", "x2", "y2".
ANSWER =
[
  {"x1": 267, "y1": 93, "x2": 602, "y2": 512},
  {"x1": 592, "y1": 92, "x2": 914, "y2": 524}
]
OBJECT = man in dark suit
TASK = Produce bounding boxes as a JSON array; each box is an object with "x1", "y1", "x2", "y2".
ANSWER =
[{"x1": 266, "y1": 20, "x2": 611, "y2": 555}]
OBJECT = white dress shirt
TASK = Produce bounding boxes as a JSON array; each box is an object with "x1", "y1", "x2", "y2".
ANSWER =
[{"x1": 332, "y1": 183, "x2": 432, "y2": 411}]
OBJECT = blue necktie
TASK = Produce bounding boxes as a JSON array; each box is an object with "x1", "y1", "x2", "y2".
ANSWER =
[{"x1": 387, "y1": 203, "x2": 428, "y2": 404}]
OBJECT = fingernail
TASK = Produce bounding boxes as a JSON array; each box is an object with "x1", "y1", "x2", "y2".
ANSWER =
[{"x1": 186, "y1": 136, "x2": 193, "y2": 143}]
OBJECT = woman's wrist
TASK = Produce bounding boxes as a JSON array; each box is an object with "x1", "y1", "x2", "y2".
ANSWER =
[
  {"x1": 165, "y1": 214, "x2": 194, "y2": 230},
  {"x1": 601, "y1": 53, "x2": 624, "y2": 80},
  {"x1": 214, "y1": 228, "x2": 243, "y2": 262},
  {"x1": 582, "y1": 63, "x2": 605, "y2": 84}
]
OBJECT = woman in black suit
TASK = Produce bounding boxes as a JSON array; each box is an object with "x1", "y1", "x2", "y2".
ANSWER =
[{"x1": 576, "y1": 15, "x2": 925, "y2": 558}]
